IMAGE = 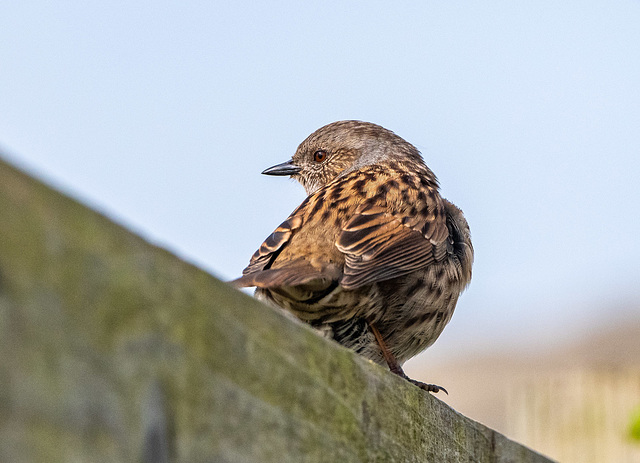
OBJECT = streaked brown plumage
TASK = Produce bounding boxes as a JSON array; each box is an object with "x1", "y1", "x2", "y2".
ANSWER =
[{"x1": 234, "y1": 120, "x2": 473, "y2": 393}]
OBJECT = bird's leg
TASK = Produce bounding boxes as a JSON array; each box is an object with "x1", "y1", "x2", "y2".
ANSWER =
[{"x1": 367, "y1": 321, "x2": 448, "y2": 394}]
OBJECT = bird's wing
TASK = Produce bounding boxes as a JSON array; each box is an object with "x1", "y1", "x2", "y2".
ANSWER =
[
  {"x1": 232, "y1": 259, "x2": 338, "y2": 291},
  {"x1": 233, "y1": 206, "x2": 339, "y2": 295},
  {"x1": 336, "y1": 199, "x2": 450, "y2": 290},
  {"x1": 240, "y1": 213, "x2": 304, "y2": 277}
]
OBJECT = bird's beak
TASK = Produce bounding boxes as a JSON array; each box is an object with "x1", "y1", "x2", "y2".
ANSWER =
[{"x1": 261, "y1": 160, "x2": 302, "y2": 176}]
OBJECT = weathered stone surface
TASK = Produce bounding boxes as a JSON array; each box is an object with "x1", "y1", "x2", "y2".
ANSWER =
[{"x1": 0, "y1": 157, "x2": 554, "y2": 463}]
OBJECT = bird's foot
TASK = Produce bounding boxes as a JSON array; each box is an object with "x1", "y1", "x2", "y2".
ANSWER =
[
  {"x1": 405, "y1": 377, "x2": 448, "y2": 394},
  {"x1": 367, "y1": 321, "x2": 448, "y2": 394},
  {"x1": 389, "y1": 366, "x2": 448, "y2": 394}
]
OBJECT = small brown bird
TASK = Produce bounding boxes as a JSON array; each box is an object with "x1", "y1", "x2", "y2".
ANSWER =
[{"x1": 234, "y1": 121, "x2": 473, "y2": 393}]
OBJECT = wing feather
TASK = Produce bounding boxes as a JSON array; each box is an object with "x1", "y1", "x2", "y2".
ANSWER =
[
  {"x1": 337, "y1": 199, "x2": 448, "y2": 290},
  {"x1": 242, "y1": 214, "x2": 304, "y2": 275}
]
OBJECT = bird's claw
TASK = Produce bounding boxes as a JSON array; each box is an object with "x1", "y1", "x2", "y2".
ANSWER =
[{"x1": 408, "y1": 379, "x2": 448, "y2": 395}]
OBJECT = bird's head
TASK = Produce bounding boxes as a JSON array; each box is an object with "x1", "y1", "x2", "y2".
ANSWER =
[{"x1": 262, "y1": 120, "x2": 425, "y2": 195}]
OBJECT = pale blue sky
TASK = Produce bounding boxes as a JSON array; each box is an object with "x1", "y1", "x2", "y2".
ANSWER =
[{"x1": 1, "y1": 1, "x2": 639, "y2": 362}]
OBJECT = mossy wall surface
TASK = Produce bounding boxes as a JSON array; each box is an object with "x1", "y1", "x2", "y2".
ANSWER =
[{"x1": 0, "y1": 157, "x2": 553, "y2": 463}]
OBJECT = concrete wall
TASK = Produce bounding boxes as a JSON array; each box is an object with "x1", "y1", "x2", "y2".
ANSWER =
[{"x1": 0, "y1": 157, "x2": 553, "y2": 462}]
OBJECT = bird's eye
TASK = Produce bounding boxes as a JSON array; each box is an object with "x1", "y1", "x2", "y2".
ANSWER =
[{"x1": 313, "y1": 150, "x2": 327, "y2": 163}]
